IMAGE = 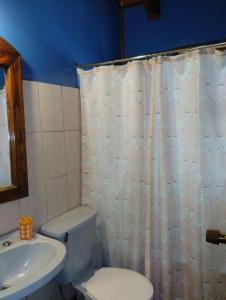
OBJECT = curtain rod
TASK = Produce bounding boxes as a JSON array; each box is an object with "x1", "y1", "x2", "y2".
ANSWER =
[{"x1": 76, "y1": 40, "x2": 226, "y2": 70}]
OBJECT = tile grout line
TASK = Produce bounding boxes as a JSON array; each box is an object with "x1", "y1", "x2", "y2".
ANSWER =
[
  {"x1": 61, "y1": 85, "x2": 69, "y2": 212},
  {"x1": 37, "y1": 82, "x2": 49, "y2": 223},
  {"x1": 26, "y1": 128, "x2": 81, "y2": 134},
  {"x1": 78, "y1": 89, "x2": 83, "y2": 205}
]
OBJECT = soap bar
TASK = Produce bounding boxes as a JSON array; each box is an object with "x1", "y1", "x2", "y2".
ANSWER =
[{"x1": 19, "y1": 216, "x2": 32, "y2": 240}]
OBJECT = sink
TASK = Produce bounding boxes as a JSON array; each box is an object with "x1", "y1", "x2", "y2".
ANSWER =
[{"x1": 0, "y1": 231, "x2": 66, "y2": 300}]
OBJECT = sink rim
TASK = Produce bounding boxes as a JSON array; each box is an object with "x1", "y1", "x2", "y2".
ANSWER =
[{"x1": 0, "y1": 231, "x2": 66, "y2": 300}]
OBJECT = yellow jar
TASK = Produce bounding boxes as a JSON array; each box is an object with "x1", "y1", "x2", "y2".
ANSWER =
[{"x1": 19, "y1": 216, "x2": 32, "y2": 240}]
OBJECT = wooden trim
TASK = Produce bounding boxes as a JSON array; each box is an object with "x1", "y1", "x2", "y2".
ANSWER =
[
  {"x1": 115, "y1": 0, "x2": 122, "y2": 7},
  {"x1": 142, "y1": 0, "x2": 160, "y2": 19},
  {"x1": 121, "y1": 2, "x2": 142, "y2": 8},
  {"x1": 0, "y1": 37, "x2": 28, "y2": 203},
  {"x1": 120, "y1": 0, "x2": 141, "y2": 7}
]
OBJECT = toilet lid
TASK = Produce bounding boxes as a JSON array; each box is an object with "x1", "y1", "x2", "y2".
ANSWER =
[{"x1": 82, "y1": 268, "x2": 154, "y2": 300}]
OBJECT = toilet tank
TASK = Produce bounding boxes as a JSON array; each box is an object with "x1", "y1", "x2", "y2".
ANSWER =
[{"x1": 41, "y1": 206, "x2": 98, "y2": 284}]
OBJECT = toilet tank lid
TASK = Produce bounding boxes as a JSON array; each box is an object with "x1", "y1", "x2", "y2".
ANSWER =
[{"x1": 41, "y1": 206, "x2": 98, "y2": 238}]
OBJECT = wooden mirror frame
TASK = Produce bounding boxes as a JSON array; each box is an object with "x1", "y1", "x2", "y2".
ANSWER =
[{"x1": 0, "y1": 37, "x2": 28, "y2": 203}]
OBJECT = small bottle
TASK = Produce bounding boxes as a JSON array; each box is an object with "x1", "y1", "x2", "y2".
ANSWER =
[{"x1": 19, "y1": 216, "x2": 32, "y2": 240}]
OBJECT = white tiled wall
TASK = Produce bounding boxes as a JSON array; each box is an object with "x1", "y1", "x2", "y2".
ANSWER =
[{"x1": 0, "y1": 81, "x2": 81, "y2": 300}]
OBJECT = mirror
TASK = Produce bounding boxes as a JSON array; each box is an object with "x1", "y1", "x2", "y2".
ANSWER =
[
  {"x1": 0, "y1": 37, "x2": 28, "y2": 202},
  {"x1": 0, "y1": 67, "x2": 11, "y2": 187}
]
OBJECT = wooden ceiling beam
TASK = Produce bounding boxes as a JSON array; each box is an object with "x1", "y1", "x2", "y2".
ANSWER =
[
  {"x1": 120, "y1": 0, "x2": 160, "y2": 20},
  {"x1": 142, "y1": 0, "x2": 160, "y2": 19},
  {"x1": 120, "y1": 0, "x2": 141, "y2": 7}
]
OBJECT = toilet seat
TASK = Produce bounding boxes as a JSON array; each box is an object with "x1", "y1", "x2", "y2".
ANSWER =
[{"x1": 81, "y1": 267, "x2": 154, "y2": 300}]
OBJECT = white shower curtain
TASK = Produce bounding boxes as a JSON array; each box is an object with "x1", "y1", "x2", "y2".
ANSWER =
[{"x1": 79, "y1": 49, "x2": 226, "y2": 300}]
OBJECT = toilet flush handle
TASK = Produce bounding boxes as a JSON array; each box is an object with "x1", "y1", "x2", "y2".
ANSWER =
[{"x1": 64, "y1": 232, "x2": 68, "y2": 243}]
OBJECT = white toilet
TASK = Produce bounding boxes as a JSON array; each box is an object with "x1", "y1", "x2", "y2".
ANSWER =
[{"x1": 41, "y1": 206, "x2": 154, "y2": 300}]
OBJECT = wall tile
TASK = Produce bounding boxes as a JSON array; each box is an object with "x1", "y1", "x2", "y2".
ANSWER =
[
  {"x1": 65, "y1": 130, "x2": 81, "y2": 172},
  {"x1": 0, "y1": 200, "x2": 20, "y2": 235},
  {"x1": 67, "y1": 172, "x2": 81, "y2": 210},
  {"x1": 43, "y1": 132, "x2": 66, "y2": 179},
  {"x1": 0, "y1": 81, "x2": 82, "y2": 299},
  {"x1": 20, "y1": 181, "x2": 47, "y2": 232},
  {"x1": 39, "y1": 83, "x2": 64, "y2": 132},
  {"x1": 62, "y1": 86, "x2": 80, "y2": 130},
  {"x1": 46, "y1": 176, "x2": 67, "y2": 220},
  {"x1": 26, "y1": 133, "x2": 44, "y2": 184},
  {"x1": 23, "y1": 81, "x2": 41, "y2": 133}
]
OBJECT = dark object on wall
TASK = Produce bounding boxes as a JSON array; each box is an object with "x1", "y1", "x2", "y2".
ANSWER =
[
  {"x1": 120, "y1": 0, "x2": 160, "y2": 19},
  {"x1": 206, "y1": 229, "x2": 226, "y2": 245},
  {"x1": 120, "y1": 0, "x2": 140, "y2": 6},
  {"x1": 142, "y1": 0, "x2": 160, "y2": 19},
  {"x1": 0, "y1": 37, "x2": 28, "y2": 203}
]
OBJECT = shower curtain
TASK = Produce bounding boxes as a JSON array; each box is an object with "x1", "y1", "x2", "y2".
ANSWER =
[{"x1": 79, "y1": 49, "x2": 226, "y2": 300}]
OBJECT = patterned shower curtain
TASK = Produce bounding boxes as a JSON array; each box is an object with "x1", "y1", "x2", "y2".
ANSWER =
[{"x1": 79, "y1": 49, "x2": 226, "y2": 300}]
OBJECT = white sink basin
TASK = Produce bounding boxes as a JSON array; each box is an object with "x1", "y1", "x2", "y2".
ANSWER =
[{"x1": 0, "y1": 231, "x2": 66, "y2": 300}]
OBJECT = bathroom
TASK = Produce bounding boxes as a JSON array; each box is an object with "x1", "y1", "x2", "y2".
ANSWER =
[{"x1": 0, "y1": 0, "x2": 226, "y2": 299}]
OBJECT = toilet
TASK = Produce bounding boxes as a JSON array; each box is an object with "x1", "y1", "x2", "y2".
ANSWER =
[{"x1": 41, "y1": 206, "x2": 154, "y2": 300}]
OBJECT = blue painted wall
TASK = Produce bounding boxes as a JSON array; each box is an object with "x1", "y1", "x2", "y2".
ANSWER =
[
  {"x1": 124, "y1": 0, "x2": 226, "y2": 57},
  {"x1": 0, "y1": 0, "x2": 120, "y2": 87}
]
